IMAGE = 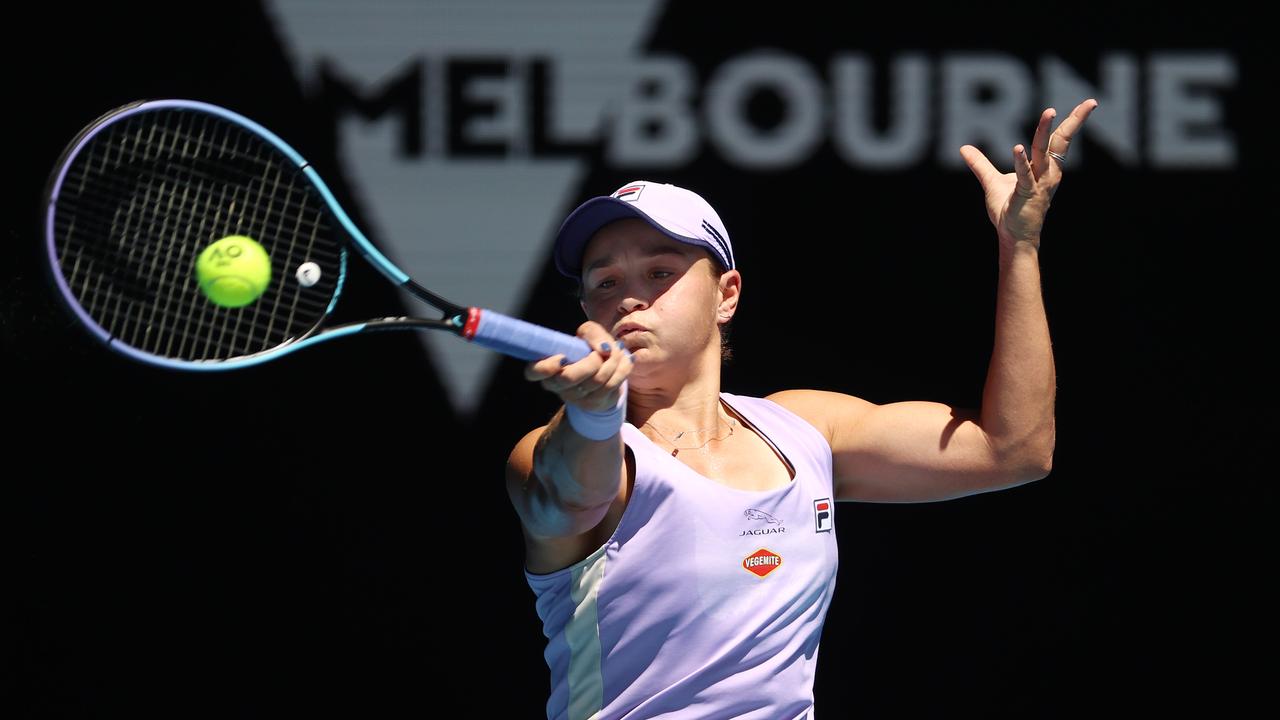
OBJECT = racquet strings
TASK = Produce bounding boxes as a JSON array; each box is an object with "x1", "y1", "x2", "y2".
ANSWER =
[{"x1": 50, "y1": 107, "x2": 344, "y2": 362}]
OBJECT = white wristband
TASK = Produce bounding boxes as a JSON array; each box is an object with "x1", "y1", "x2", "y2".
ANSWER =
[{"x1": 564, "y1": 381, "x2": 628, "y2": 441}]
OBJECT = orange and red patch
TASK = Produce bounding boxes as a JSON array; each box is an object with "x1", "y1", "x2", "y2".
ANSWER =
[{"x1": 742, "y1": 548, "x2": 783, "y2": 578}]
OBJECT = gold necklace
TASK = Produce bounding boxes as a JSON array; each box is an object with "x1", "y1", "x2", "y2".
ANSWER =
[{"x1": 642, "y1": 413, "x2": 737, "y2": 456}]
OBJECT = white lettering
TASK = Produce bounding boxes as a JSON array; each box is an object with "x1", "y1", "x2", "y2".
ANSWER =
[
  {"x1": 706, "y1": 50, "x2": 824, "y2": 169},
  {"x1": 326, "y1": 51, "x2": 1238, "y2": 170},
  {"x1": 939, "y1": 53, "x2": 1034, "y2": 170},
  {"x1": 1039, "y1": 54, "x2": 1139, "y2": 167},
  {"x1": 1150, "y1": 52, "x2": 1236, "y2": 168},
  {"x1": 831, "y1": 53, "x2": 930, "y2": 168},
  {"x1": 609, "y1": 57, "x2": 699, "y2": 167}
]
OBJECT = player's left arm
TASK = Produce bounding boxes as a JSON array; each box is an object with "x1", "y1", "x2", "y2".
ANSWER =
[
  {"x1": 769, "y1": 100, "x2": 1095, "y2": 502},
  {"x1": 770, "y1": 384, "x2": 1052, "y2": 503},
  {"x1": 776, "y1": 229, "x2": 1051, "y2": 502},
  {"x1": 776, "y1": 221, "x2": 1053, "y2": 502},
  {"x1": 770, "y1": 245, "x2": 1056, "y2": 504}
]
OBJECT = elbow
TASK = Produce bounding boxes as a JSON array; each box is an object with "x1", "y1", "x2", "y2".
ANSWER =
[
  {"x1": 1004, "y1": 456, "x2": 1051, "y2": 489},
  {"x1": 1030, "y1": 452, "x2": 1053, "y2": 480},
  {"x1": 997, "y1": 428, "x2": 1055, "y2": 485},
  {"x1": 1022, "y1": 431, "x2": 1055, "y2": 481},
  {"x1": 1040, "y1": 422, "x2": 1056, "y2": 476}
]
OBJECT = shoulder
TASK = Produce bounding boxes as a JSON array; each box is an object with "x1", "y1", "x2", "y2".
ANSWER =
[{"x1": 762, "y1": 389, "x2": 878, "y2": 444}]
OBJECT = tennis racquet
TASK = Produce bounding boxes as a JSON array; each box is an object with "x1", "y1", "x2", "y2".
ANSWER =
[{"x1": 43, "y1": 98, "x2": 595, "y2": 371}]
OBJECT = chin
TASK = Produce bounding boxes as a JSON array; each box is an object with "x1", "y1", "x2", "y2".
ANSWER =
[{"x1": 624, "y1": 346, "x2": 659, "y2": 368}]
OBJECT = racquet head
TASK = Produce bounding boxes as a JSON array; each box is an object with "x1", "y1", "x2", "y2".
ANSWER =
[{"x1": 45, "y1": 100, "x2": 356, "y2": 369}]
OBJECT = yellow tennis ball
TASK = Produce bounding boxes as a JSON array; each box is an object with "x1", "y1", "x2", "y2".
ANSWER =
[{"x1": 195, "y1": 235, "x2": 272, "y2": 308}]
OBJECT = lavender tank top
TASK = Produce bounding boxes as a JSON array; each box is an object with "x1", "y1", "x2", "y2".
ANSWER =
[{"x1": 524, "y1": 391, "x2": 839, "y2": 720}]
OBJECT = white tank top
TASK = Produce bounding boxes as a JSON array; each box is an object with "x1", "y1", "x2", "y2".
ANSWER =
[{"x1": 524, "y1": 391, "x2": 839, "y2": 719}]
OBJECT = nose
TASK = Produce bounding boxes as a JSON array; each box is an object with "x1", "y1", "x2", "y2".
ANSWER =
[
  {"x1": 616, "y1": 277, "x2": 650, "y2": 314},
  {"x1": 619, "y1": 293, "x2": 648, "y2": 314}
]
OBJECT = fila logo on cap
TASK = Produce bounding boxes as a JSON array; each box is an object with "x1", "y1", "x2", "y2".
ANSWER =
[
  {"x1": 814, "y1": 498, "x2": 833, "y2": 532},
  {"x1": 553, "y1": 179, "x2": 735, "y2": 280},
  {"x1": 612, "y1": 183, "x2": 645, "y2": 201}
]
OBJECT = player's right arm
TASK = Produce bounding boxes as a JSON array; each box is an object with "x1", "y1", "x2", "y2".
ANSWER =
[{"x1": 505, "y1": 322, "x2": 631, "y2": 539}]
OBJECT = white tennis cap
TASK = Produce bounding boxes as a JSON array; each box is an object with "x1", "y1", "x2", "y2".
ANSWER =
[{"x1": 553, "y1": 180, "x2": 735, "y2": 280}]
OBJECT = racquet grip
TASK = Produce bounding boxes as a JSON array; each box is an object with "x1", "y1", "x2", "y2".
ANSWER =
[{"x1": 463, "y1": 308, "x2": 595, "y2": 362}]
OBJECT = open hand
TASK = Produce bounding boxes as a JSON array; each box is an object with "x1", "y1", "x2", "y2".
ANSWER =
[{"x1": 960, "y1": 98, "x2": 1099, "y2": 251}]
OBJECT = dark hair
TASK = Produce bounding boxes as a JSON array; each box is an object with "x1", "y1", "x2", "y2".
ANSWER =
[{"x1": 573, "y1": 260, "x2": 734, "y2": 364}]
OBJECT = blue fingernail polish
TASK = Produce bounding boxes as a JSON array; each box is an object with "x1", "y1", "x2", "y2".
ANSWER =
[
  {"x1": 600, "y1": 342, "x2": 611, "y2": 352},
  {"x1": 560, "y1": 357, "x2": 570, "y2": 366},
  {"x1": 615, "y1": 341, "x2": 625, "y2": 350}
]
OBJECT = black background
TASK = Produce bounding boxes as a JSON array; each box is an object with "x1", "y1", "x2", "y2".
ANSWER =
[{"x1": 7, "y1": 1, "x2": 1272, "y2": 717}]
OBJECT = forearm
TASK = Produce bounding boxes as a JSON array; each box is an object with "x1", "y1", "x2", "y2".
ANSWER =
[
  {"x1": 980, "y1": 239, "x2": 1056, "y2": 476},
  {"x1": 533, "y1": 406, "x2": 625, "y2": 510}
]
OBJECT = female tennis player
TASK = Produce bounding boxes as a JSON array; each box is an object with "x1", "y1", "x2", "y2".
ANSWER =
[{"x1": 507, "y1": 98, "x2": 1098, "y2": 720}]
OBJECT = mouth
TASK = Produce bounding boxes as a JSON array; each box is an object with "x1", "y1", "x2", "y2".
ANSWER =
[{"x1": 615, "y1": 324, "x2": 648, "y2": 339}]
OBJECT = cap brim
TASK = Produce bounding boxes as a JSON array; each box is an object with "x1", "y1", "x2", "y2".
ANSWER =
[{"x1": 553, "y1": 197, "x2": 705, "y2": 279}]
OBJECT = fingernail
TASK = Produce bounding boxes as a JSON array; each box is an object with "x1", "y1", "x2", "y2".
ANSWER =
[
  {"x1": 560, "y1": 357, "x2": 570, "y2": 366},
  {"x1": 615, "y1": 341, "x2": 625, "y2": 351},
  {"x1": 600, "y1": 342, "x2": 611, "y2": 352}
]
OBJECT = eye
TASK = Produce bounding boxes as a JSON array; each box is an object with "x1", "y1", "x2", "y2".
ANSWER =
[{"x1": 651, "y1": 270, "x2": 673, "y2": 279}]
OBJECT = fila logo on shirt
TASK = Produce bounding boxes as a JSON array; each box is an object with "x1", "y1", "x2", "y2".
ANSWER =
[{"x1": 814, "y1": 498, "x2": 833, "y2": 532}]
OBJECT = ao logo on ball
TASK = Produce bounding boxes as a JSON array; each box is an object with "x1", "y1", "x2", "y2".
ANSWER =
[{"x1": 195, "y1": 235, "x2": 272, "y2": 308}]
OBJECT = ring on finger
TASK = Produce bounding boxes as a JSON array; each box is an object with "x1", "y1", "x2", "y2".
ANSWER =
[{"x1": 1047, "y1": 149, "x2": 1067, "y2": 164}]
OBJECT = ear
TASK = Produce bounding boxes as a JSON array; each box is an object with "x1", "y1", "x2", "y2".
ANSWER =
[{"x1": 717, "y1": 269, "x2": 741, "y2": 323}]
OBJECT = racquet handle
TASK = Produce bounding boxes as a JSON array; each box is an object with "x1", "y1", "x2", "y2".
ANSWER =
[{"x1": 462, "y1": 308, "x2": 597, "y2": 362}]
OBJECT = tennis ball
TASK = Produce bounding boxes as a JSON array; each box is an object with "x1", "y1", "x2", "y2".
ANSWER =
[{"x1": 196, "y1": 235, "x2": 272, "y2": 308}]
